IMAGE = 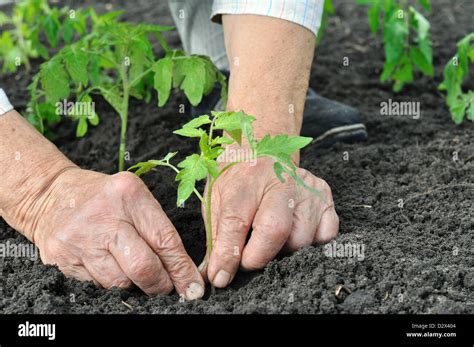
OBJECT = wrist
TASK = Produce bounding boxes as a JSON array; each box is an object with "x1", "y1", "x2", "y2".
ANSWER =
[
  {"x1": 0, "y1": 111, "x2": 79, "y2": 243},
  {"x1": 1, "y1": 160, "x2": 79, "y2": 243}
]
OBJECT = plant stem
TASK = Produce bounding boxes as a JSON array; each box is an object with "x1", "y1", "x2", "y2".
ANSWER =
[
  {"x1": 204, "y1": 175, "x2": 214, "y2": 256},
  {"x1": 118, "y1": 64, "x2": 129, "y2": 172}
]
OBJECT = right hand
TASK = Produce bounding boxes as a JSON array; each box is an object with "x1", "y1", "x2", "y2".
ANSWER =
[{"x1": 16, "y1": 168, "x2": 204, "y2": 299}]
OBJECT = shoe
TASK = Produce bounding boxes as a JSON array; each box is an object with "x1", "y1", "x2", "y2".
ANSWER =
[
  {"x1": 301, "y1": 88, "x2": 368, "y2": 146},
  {"x1": 192, "y1": 72, "x2": 368, "y2": 146}
]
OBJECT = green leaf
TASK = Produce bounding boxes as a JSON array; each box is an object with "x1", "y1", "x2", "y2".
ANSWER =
[
  {"x1": 383, "y1": 9, "x2": 409, "y2": 65},
  {"x1": 179, "y1": 57, "x2": 206, "y2": 106},
  {"x1": 173, "y1": 127, "x2": 203, "y2": 138},
  {"x1": 467, "y1": 100, "x2": 474, "y2": 121},
  {"x1": 368, "y1": 3, "x2": 381, "y2": 34},
  {"x1": 182, "y1": 115, "x2": 211, "y2": 129},
  {"x1": 129, "y1": 153, "x2": 178, "y2": 176},
  {"x1": 273, "y1": 162, "x2": 285, "y2": 183},
  {"x1": 63, "y1": 46, "x2": 89, "y2": 85},
  {"x1": 63, "y1": 17, "x2": 75, "y2": 44},
  {"x1": 256, "y1": 135, "x2": 313, "y2": 158},
  {"x1": 211, "y1": 136, "x2": 234, "y2": 145},
  {"x1": 449, "y1": 97, "x2": 468, "y2": 125},
  {"x1": 417, "y1": 0, "x2": 431, "y2": 12},
  {"x1": 76, "y1": 117, "x2": 88, "y2": 137},
  {"x1": 409, "y1": 46, "x2": 433, "y2": 76},
  {"x1": 0, "y1": 11, "x2": 11, "y2": 25},
  {"x1": 43, "y1": 11, "x2": 60, "y2": 47},
  {"x1": 41, "y1": 60, "x2": 70, "y2": 103},
  {"x1": 175, "y1": 154, "x2": 208, "y2": 205},
  {"x1": 153, "y1": 57, "x2": 173, "y2": 107},
  {"x1": 100, "y1": 88, "x2": 123, "y2": 115},
  {"x1": 204, "y1": 158, "x2": 219, "y2": 178},
  {"x1": 409, "y1": 7, "x2": 430, "y2": 41}
]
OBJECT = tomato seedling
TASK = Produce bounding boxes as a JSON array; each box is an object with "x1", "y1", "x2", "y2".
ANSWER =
[
  {"x1": 438, "y1": 32, "x2": 474, "y2": 124},
  {"x1": 356, "y1": 0, "x2": 433, "y2": 92},
  {"x1": 28, "y1": 18, "x2": 227, "y2": 171},
  {"x1": 129, "y1": 110, "x2": 319, "y2": 272},
  {"x1": 0, "y1": 0, "x2": 90, "y2": 73}
]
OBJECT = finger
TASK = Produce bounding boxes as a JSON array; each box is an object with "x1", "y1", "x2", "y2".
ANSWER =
[
  {"x1": 313, "y1": 205, "x2": 339, "y2": 244},
  {"x1": 83, "y1": 253, "x2": 132, "y2": 289},
  {"x1": 127, "y1": 192, "x2": 205, "y2": 300},
  {"x1": 207, "y1": 182, "x2": 259, "y2": 288},
  {"x1": 108, "y1": 224, "x2": 174, "y2": 296},
  {"x1": 241, "y1": 184, "x2": 294, "y2": 271},
  {"x1": 285, "y1": 197, "x2": 320, "y2": 252}
]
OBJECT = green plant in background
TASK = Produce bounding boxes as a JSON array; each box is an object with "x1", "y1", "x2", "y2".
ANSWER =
[
  {"x1": 28, "y1": 17, "x2": 227, "y2": 171},
  {"x1": 356, "y1": 0, "x2": 433, "y2": 92},
  {"x1": 317, "y1": 0, "x2": 334, "y2": 43},
  {"x1": 0, "y1": 0, "x2": 90, "y2": 73},
  {"x1": 129, "y1": 110, "x2": 318, "y2": 271},
  {"x1": 439, "y1": 33, "x2": 474, "y2": 124}
]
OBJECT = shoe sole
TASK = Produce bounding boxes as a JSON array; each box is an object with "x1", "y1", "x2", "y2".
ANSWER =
[{"x1": 312, "y1": 124, "x2": 368, "y2": 147}]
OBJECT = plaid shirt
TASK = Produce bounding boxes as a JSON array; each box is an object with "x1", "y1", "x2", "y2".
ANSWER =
[
  {"x1": 211, "y1": 0, "x2": 324, "y2": 36},
  {"x1": 0, "y1": 89, "x2": 13, "y2": 116}
]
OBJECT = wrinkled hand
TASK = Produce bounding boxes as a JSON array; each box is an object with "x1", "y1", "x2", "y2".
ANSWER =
[
  {"x1": 204, "y1": 156, "x2": 339, "y2": 288},
  {"x1": 31, "y1": 169, "x2": 204, "y2": 299}
]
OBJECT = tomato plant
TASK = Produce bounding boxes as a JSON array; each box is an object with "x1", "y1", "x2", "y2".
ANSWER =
[
  {"x1": 0, "y1": 0, "x2": 90, "y2": 73},
  {"x1": 356, "y1": 0, "x2": 433, "y2": 92},
  {"x1": 28, "y1": 17, "x2": 227, "y2": 171},
  {"x1": 129, "y1": 110, "x2": 319, "y2": 272},
  {"x1": 439, "y1": 33, "x2": 474, "y2": 124}
]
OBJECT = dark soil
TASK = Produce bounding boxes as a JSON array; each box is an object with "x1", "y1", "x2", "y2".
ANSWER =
[{"x1": 1, "y1": 0, "x2": 473, "y2": 314}]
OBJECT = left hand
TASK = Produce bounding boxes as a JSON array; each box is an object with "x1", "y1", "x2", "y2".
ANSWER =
[{"x1": 202, "y1": 154, "x2": 339, "y2": 288}]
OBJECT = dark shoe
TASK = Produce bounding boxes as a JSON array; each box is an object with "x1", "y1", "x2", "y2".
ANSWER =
[
  {"x1": 301, "y1": 88, "x2": 368, "y2": 146},
  {"x1": 192, "y1": 73, "x2": 368, "y2": 146}
]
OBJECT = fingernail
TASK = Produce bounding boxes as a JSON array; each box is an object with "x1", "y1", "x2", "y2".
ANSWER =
[
  {"x1": 186, "y1": 282, "x2": 204, "y2": 300},
  {"x1": 213, "y1": 270, "x2": 231, "y2": 288}
]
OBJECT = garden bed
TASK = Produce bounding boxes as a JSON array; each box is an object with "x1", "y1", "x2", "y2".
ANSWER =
[{"x1": 0, "y1": 0, "x2": 473, "y2": 314}]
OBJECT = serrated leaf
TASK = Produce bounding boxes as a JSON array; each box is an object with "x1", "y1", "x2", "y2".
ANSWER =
[
  {"x1": 100, "y1": 87, "x2": 123, "y2": 115},
  {"x1": 63, "y1": 18, "x2": 75, "y2": 44},
  {"x1": 383, "y1": 10, "x2": 409, "y2": 64},
  {"x1": 41, "y1": 60, "x2": 70, "y2": 103},
  {"x1": 43, "y1": 12, "x2": 60, "y2": 47},
  {"x1": 179, "y1": 57, "x2": 206, "y2": 106},
  {"x1": 63, "y1": 47, "x2": 89, "y2": 85},
  {"x1": 256, "y1": 135, "x2": 313, "y2": 160},
  {"x1": 175, "y1": 154, "x2": 207, "y2": 206},
  {"x1": 173, "y1": 127, "x2": 203, "y2": 137},
  {"x1": 204, "y1": 158, "x2": 219, "y2": 178},
  {"x1": 182, "y1": 115, "x2": 211, "y2": 129},
  {"x1": 153, "y1": 57, "x2": 173, "y2": 107},
  {"x1": 211, "y1": 136, "x2": 234, "y2": 145}
]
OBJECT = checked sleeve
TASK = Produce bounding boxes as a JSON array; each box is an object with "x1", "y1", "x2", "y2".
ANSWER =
[
  {"x1": 211, "y1": 0, "x2": 324, "y2": 36},
  {"x1": 0, "y1": 88, "x2": 14, "y2": 117}
]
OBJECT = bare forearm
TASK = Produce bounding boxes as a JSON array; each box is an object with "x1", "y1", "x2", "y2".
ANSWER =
[
  {"x1": 0, "y1": 110, "x2": 76, "y2": 241},
  {"x1": 222, "y1": 15, "x2": 315, "y2": 140}
]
